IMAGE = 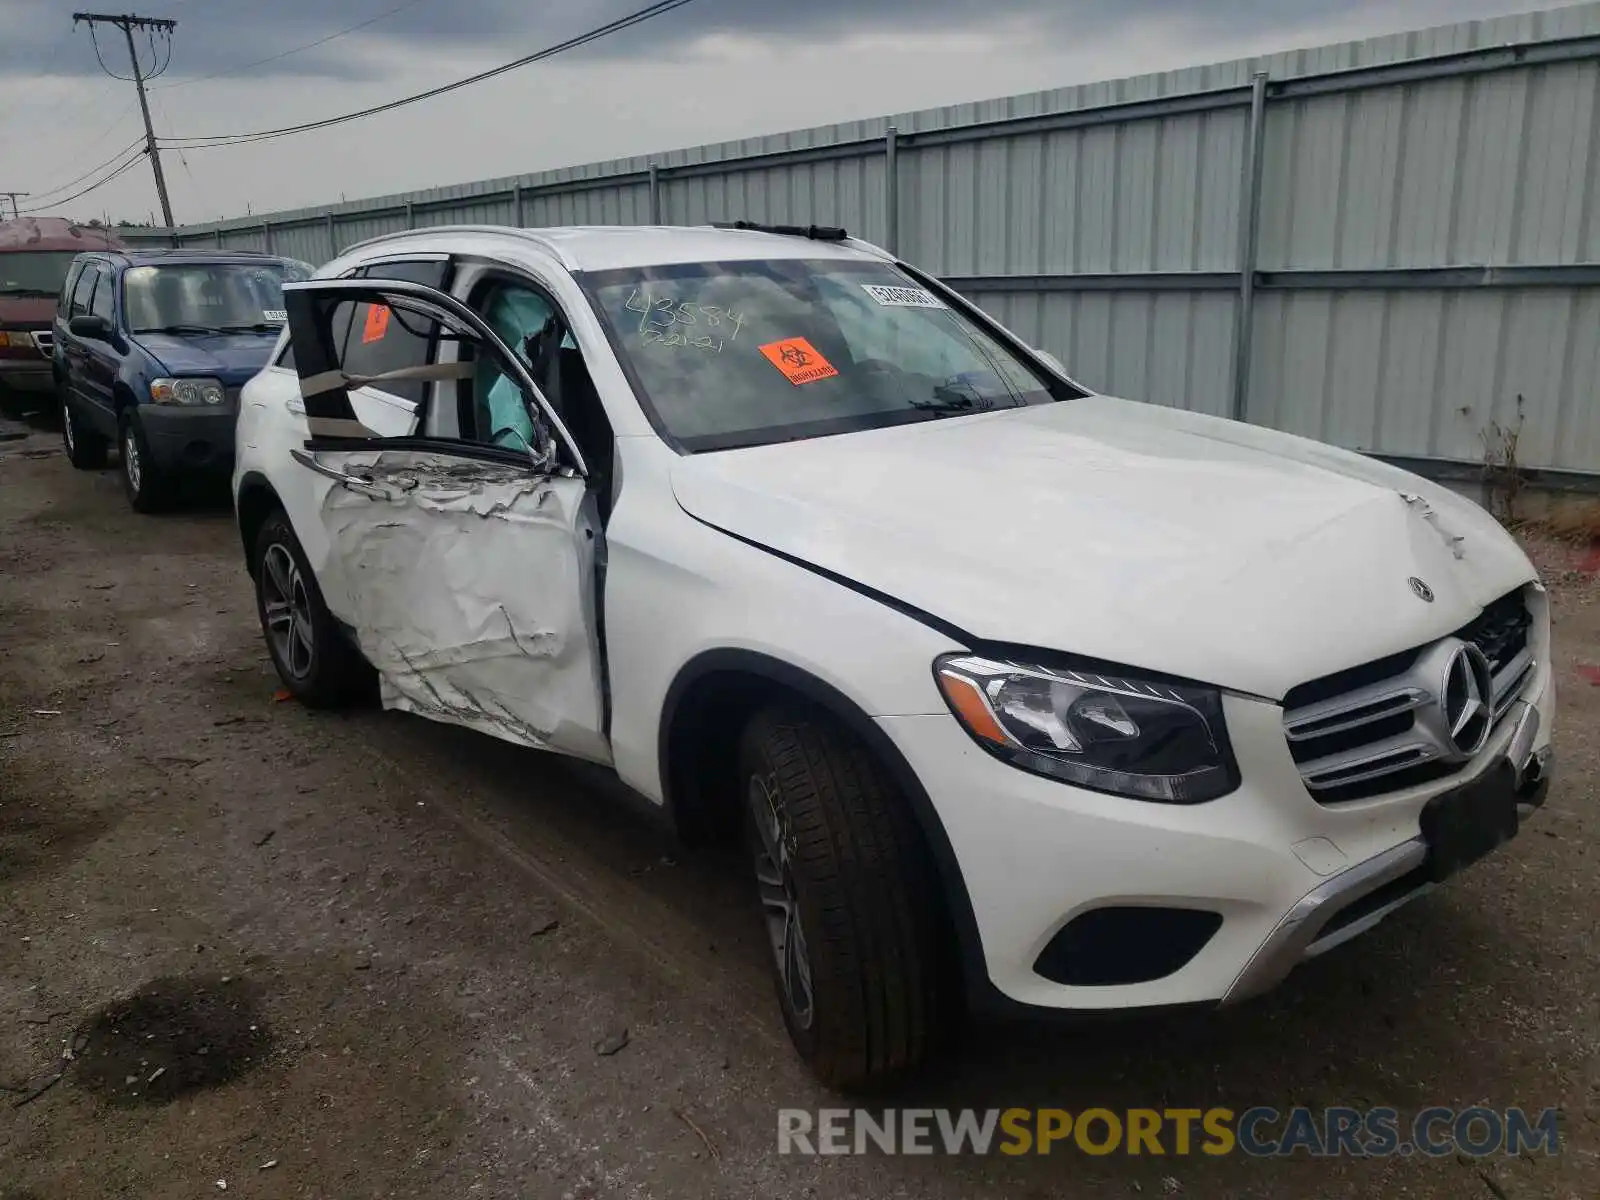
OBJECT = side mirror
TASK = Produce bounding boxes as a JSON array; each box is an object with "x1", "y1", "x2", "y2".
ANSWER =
[
  {"x1": 1034, "y1": 349, "x2": 1067, "y2": 375},
  {"x1": 69, "y1": 314, "x2": 112, "y2": 341}
]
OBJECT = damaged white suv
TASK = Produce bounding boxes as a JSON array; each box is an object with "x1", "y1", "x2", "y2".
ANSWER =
[{"x1": 235, "y1": 223, "x2": 1555, "y2": 1089}]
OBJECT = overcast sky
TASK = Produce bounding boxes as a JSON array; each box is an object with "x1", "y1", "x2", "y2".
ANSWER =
[{"x1": 0, "y1": 0, "x2": 1558, "y2": 227}]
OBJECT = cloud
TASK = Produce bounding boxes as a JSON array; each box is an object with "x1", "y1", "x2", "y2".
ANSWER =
[
  {"x1": 0, "y1": 0, "x2": 1557, "y2": 225},
  {"x1": 0, "y1": 0, "x2": 1422, "y2": 82}
]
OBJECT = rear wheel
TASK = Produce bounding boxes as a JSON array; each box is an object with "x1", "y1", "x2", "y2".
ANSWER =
[
  {"x1": 62, "y1": 392, "x2": 108, "y2": 470},
  {"x1": 119, "y1": 409, "x2": 171, "y2": 512},
  {"x1": 739, "y1": 704, "x2": 947, "y2": 1090},
  {"x1": 252, "y1": 509, "x2": 372, "y2": 707}
]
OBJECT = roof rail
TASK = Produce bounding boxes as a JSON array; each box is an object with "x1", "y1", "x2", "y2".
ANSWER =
[
  {"x1": 340, "y1": 224, "x2": 577, "y2": 269},
  {"x1": 712, "y1": 220, "x2": 849, "y2": 241},
  {"x1": 150, "y1": 247, "x2": 279, "y2": 257}
]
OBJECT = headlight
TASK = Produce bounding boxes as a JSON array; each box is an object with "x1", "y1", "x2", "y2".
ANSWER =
[
  {"x1": 150, "y1": 376, "x2": 225, "y2": 406},
  {"x1": 935, "y1": 654, "x2": 1239, "y2": 803}
]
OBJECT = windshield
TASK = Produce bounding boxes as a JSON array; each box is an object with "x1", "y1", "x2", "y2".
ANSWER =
[
  {"x1": 583, "y1": 258, "x2": 1070, "y2": 451},
  {"x1": 124, "y1": 261, "x2": 312, "y2": 333},
  {"x1": 0, "y1": 251, "x2": 79, "y2": 297}
]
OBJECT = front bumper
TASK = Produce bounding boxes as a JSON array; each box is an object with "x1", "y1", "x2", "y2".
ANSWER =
[
  {"x1": 137, "y1": 401, "x2": 237, "y2": 473},
  {"x1": 877, "y1": 657, "x2": 1554, "y2": 1014}
]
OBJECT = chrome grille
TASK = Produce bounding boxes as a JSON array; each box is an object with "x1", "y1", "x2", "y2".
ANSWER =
[
  {"x1": 1283, "y1": 588, "x2": 1535, "y2": 803},
  {"x1": 31, "y1": 328, "x2": 52, "y2": 354}
]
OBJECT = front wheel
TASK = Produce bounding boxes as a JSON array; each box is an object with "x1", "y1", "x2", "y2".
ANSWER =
[
  {"x1": 740, "y1": 705, "x2": 948, "y2": 1090},
  {"x1": 252, "y1": 510, "x2": 372, "y2": 708},
  {"x1": 119, "y1": 409, "x2": 170, "y2": 511}
]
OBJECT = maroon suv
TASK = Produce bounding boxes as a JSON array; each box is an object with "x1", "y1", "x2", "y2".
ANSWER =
[{"x1": 0, "y1": 218, "x2": 124, "y2": 414}]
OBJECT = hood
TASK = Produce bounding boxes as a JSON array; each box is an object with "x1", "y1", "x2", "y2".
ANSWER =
[
  {"x1": 0, "y1": 296, "x2": 55, "y2": 328},
  {"x1": 670, "y1": 395, "x2": 1537, "y2": 700},
  {"x1": 131, "y1": 331, "x2": 279, "y2": 385}
]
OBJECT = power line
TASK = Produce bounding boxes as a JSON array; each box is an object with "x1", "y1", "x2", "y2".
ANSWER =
[
  {"x1": 19, "y1": 150, "x2": 149, "y2": 214},
  {"x1": 21, "y1": 138, "x2": 148, "y2": 205},
  {"x1": 73, "y1": 12, "x2": 179, "y2": 226},
  {"x1": 144, "y1": 25, "x2": 175, "y2": 79},
  {"x1": 151, "y1": 91, "x2": 216, "y2": 218},
  {"x1": 162, "y1": 0, "x2": 698, "y2": 150},
  {"x1": 154, "y1": 0, "x2": 432, "y2": 91}
]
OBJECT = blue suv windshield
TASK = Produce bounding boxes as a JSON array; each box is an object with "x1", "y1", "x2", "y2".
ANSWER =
[{"x1": 125, "y1": 261, "x2": 312, "y2": 333}]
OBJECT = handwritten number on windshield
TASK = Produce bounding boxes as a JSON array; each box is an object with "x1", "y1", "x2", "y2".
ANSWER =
[{"x1": 625, "y1": 288, "x2": 744, "y2": 353}]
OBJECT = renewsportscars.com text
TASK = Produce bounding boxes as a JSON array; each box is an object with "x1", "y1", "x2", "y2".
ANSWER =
[{"x1": 777, "y1": 1106, "x2": 1560, "y2": 1157}]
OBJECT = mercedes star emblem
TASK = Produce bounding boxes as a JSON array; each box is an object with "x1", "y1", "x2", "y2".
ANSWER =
[{"x1": 1441, "y1": 642, "x2": 1494, "y2": 758}]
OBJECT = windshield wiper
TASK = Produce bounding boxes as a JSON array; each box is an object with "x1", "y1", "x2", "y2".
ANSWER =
[
  {"x1": 0, "y1": 287, "x2": 58, "y2": 297},
  {"x1": 908, "y1": 397, "x2": 973, "y2": 414},
  {"x1": 218, "y1": 322, "x2": 281, "y2": 333},
  {"x1": 907, "y1": 380, "x2": 988, "y2": 414},
  {"x1": 134, "y1": 323, "x2": 227, "y2": 335}
]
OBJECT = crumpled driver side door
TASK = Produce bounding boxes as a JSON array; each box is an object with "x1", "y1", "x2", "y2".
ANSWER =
[{"x1": 280, "y1": 276, "x2": 609, "y2": 765}]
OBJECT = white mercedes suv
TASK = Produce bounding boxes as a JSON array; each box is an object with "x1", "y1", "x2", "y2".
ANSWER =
[{"x1": 234, "y1": 223, "x2": 1555, "y2": 1089}]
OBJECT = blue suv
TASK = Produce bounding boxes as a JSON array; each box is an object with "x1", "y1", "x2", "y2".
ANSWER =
[{"x1": 53, "y1": 248, "x2": 311, "y2": 510}]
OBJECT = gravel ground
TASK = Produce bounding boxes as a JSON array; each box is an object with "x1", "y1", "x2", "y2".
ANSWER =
[{"x1": 2, "y1": 422, "x2": 1597, "y2": 1199}]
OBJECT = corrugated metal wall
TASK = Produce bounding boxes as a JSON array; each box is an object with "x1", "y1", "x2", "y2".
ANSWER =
[{"x1": 128, "y1": 1, "x2": 1600, "y2": 479}]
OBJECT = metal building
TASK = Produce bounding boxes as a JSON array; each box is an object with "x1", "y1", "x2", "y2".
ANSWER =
[{"x1": 132, "y1": 2, "x2": 1600, "y2": 483}]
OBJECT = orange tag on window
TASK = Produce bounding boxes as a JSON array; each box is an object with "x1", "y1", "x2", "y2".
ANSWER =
[
  {"x1": 759, "y1": 337, "x2": 838, "y2": 386},
  {"x1": 361, "y1": 304, "x2": 391, "y2": 344}
]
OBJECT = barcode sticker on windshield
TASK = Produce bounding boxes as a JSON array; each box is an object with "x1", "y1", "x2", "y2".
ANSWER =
[
  {"x1": 263, "y1": 309, "x2": 287, "y2": 323},
  {"x1": 861, "y1": 284, "x2": 946, "y2": 309}
]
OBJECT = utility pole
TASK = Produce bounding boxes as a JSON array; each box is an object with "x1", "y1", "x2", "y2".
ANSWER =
[
  {"x1": 0, "y1": 193, "x2": 28, "y2": 220},
  {"x1": 72, "y1": 12, "x2": 177, "y2": 227}
]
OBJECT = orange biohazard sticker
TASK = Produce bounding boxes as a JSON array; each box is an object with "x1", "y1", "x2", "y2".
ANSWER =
[
  {"x1": 759, "y1": 337, "x2": 839, "y2": 385},
  {"x1": 361, "y1": 304, "x2": 391, "y2": 344}
]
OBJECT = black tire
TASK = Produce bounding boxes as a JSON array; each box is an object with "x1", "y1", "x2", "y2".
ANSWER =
[
  {"x1": 252, "y1": 509, "x2": 373, "y2": 708},
  {"x1": 61, "y1": 391, "x2": 108, "y2": 470},
  {"x1": 740, "y1": 704, "x2": 947, "y2": 1090},
  {"x1": 118, "y1": 408, "x2": 171, "y2": 512}
]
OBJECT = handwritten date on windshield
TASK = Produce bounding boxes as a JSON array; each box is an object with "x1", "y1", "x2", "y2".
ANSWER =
[{"x1": 626, "y1": 288, "x2": 744, "y2": 354}]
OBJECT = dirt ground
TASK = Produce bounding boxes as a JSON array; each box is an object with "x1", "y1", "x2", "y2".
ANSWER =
[{"x1": 2, "y1": 418, "x2": 1598, "y2": 1200}]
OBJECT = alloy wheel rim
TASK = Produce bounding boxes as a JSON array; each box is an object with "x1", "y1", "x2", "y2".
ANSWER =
[
  {"x1": 747, "y1": 772, "x2": 815, "y2": 1029},
  {"x1": 123, "y1": 428, "x2": 141, "y2": 492},
  {"x1": 261, "y1": 543, "x2": 315, "y2": 680}
]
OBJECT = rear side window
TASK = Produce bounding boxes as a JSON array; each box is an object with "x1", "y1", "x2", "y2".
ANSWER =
[
  {"x1": 69, "y1": 264, "x2": 99, "y2": 318},
  {"x1": 89, "y1": 269, "x2": 116, "y2": 322},
  {"x1": 339, "y1": 299, "x2": 432, "y2": 404},
  {"x1": 58, "y1": 261, "x2": 84, "y2": 317},
  {"x1": 277, "y1": 259, "x2": 452, "y2": 394}
]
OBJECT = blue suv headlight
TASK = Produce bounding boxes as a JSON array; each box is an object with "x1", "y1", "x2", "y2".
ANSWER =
[{"x1": 150, "y1": 377, "x2": 225, "y2": 406}]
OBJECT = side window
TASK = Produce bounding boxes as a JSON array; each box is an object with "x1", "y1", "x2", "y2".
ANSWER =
[
  {"x1": 69, "y1": 264, "x2": 99, "y2": 318},
  {"x1": 471, "y1": 283, "x2": 555, "y2": 450},
  {"x1": 276, "y1": 260, "x2": 447, "y2": 373},
  {"x1": 469, "y1": 276, "x2": 612, "y2": 480},
  {"x1": 89, "y1": 268, "x2": 116, "y2": 323},
  {"x1": 338, "y1": 298, "x2": 433, "y2": 405},
  {"x1": 58, "y1": 261, "x2": 84, "y2": 318}
]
